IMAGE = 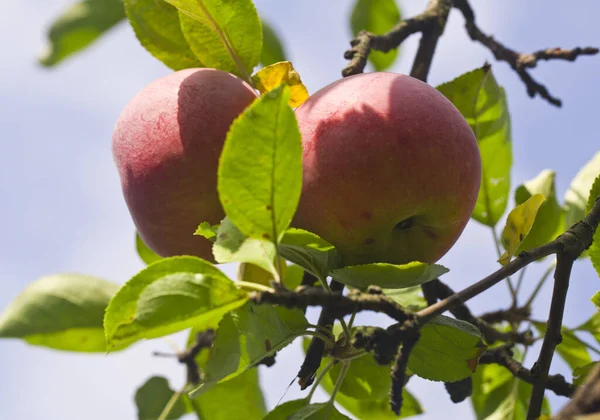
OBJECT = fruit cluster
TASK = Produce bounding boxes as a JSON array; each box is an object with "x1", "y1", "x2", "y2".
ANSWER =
[{"x1": 113, "y1": 69, "x2": 481, "y2": 267}]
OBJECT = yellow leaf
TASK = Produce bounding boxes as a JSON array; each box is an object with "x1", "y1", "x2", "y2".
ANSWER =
[
  {"x1": 499, "y1": 194, "x2": 546, "y2": 265},
  {"x1": 251, "y1": 61, "x2": 309, "y2": 107}
]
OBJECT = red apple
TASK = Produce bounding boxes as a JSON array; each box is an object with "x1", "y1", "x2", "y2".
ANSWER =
[
  {"x1": 112, "y1": 68, "x2": 257, "y2": 260},
  {"x1": 293, "y1": 72, "x2": 481, "y2": 266}
]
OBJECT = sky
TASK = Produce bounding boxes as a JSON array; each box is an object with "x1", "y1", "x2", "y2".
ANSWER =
[{"x1": 0, "y1": 0, "x2": 599, "y2": 419}]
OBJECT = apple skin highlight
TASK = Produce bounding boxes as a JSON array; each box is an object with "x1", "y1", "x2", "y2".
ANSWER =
[
  {"x1": 293, "y1": 72, "x2": 481, "y2": 266},
  {"x1": 112, "y1": 68, "x2": 257, "y2": 261}
]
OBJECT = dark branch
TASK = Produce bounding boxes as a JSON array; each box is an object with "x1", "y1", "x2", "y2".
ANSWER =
[
  {"x1": 479, "y1": 306, "x2": 531, "y2": 325},
  {"x1": 453, "y1": 0, "x2": 598, "y2": 106},
  {"x1": 479, "y1": 346, "x2": 575, "y2": 398},
  {"x1": 390, "y1": 330, "x2": 420, "y2": 414},
  {"x1": 527, "y1": 253, "x2": 575, "y2": 418},
  {"x1": 295, "y1": 279, "x2": 344, "y2": 389}
]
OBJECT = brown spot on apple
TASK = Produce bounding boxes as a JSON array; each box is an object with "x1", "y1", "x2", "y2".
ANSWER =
[
  {"x1": 262, "y1": 233, "x2": 271, "y2": 239},
  {"x1": 361, "y1": 211, "x2": 372, "y2": 221},
  {"x1": 364, "y1": 238, "x2": 375, "y2": 245}
]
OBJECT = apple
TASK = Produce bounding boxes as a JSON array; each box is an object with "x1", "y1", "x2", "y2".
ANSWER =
[
  {"x1": 292, "y1": 72, "x2": 481, "y2": 266},
  {"x1": 112, "y1": 68, "x2": 257, "y2": 260}
]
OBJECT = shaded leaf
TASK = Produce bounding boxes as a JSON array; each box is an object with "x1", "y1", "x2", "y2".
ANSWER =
[
  {"x1": 329, "y1": 352, "x2": 390, "y2": 400},
  {"x1": 573, "y1": 362, "x2": 599, "y2": 386},
  {"x1": 192, "y1": 302, "x2": 308, "y2": 394},
  {"x1": 514, "y1": 170, "x2": 565, "y2": 252},
  {"x1": 104, "y1": 257, "x2": 248, "y2": 350},
  {"x1": 0, "y1": 274, "x2": 118, "y2": 352},
  {"x1": 331, "y1": 262, "x2": 448, "y2": 290},
  {"x1": 409, "y1": 315, "x2": 486, "y2": 382},
  {"x1": 39, "y1": 0, "x2": 125, "y2": 67},
  {"x1": 350, "y1": 0, "x2": 401, "y2": 71},
  {"x1": 192, "y1": 368, "x2": 266, "y2": 420},
  {"x1": 437, "y1": 67, "x2": 512, "y2": 227},
  {"x1": 284, "y1": 264, "x2": 305, "y2": 290},
  {"x1": 252, "y1": 61, "x2": 309, "y2": 107},
  {"x1": 169, "y1": 0, "x2": 262, "y2": 78},
  {"x1": 212, "y1": 217, "x2": 276, "y2": 274},
  {"x1": 565, "y1": 152, "x2": 600, "y2": 229},
  {"x1": 135, "y1": 376, "x2": 188, "y2": 420},
  {"x1": 136, "y1": 233, "x2": 162, "y2": 265},
  {"x1": 124, "y1": 0, "x2": 201, "y2": 70},
  {"x1": 218, "y1": 85, "x2": 302, "y2": 243},
  {"x1": 290, "y1": 403, "x2": 351, "y2": 420},
  {"x1": 260, "y1": 20, "x2": 287, "y2": 66},
  {"x1": 534, "y1": 322, "x2": 591, "y2": 370},
  {"x1": 587, "y1": 174, "x2": 600, "y2": 275},
  {"x1": 263, "y1": 399, "x2": 309, "y2": 420},
  {"x1": 278, "y1": 228, "x2": 342, "y2": 280},
  {"x1": 499, "y1": 194, "x2": 546, "y2": 265},
  {"x1": 382, "y1": 287, "x2": 427, "y2": 310}
]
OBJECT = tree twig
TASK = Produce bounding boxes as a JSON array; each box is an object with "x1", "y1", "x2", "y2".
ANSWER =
[
  {"x1": 453, "y1": 0, "x2": 598, "y2": 106},
  {"x1": 555, "y1": 363, "x2": 600, "y2": 418}
]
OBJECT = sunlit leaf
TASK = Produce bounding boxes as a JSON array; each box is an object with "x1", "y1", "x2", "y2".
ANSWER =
[
  {"x1": 514, "y1": 170, "x2": 565, "y2": 253},
  {"x1": 0, "y1": 274, "x2": 119, "y2": 352},
  {"x1": 194, "y1": 221, "x2": 219, "y2": 241},
  {"x1": 587, "y1": 174, "x2": 600, "y2": 274},
  {"x1": 218, "y1": 85, "x2": 302, "y2": 243},
  {"x1": 350, "y1": 0, "x2": 401, "y2": 71},
  {"x1": 499, "y1": 194, "x2": 546, "y2": 265},
  {"x1": 437, "y1": 67, "x2": 512, "y2": 227},
  {"x1": 167, "y1": 0, "x2": 262, "y2": 78},
  {"x1": 565, "y1": 152, "x2": 600, "y2": 229},
  {"x1": 124, "y1": 0, "x2": 201, "y2": 70},
  {"x1": 331, "y1": 261, "x2": 448, "y2": 290},
  {"x1": 104, "y1": 256, "x2": 248, "y2": 350},
  {"x1": 251, "y1": 61, "x2": 309, "y2": 107},
  {"x1": 39, "y1": 0, "x2": 125, "y2": 67},
  {"x1": 409, "y1": 315, "x2": 486, "y2": 382}
]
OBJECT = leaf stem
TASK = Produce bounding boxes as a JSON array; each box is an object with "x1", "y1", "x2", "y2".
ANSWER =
[
  {"x1": 236, "y1": 281, "x2": 274, "y2": 293},
  {"x1": 328, "y1": 361, "x2": 351, "y2": 408},
  {"x1": 157, "y1": 386, "x2": 186, "y2": 420},
  {"x1": 304, "y1": 330, "x2": 336, "y2": 346},
  {"x1": 307, "y1": 360, "x2": 336, "y2": 402}
]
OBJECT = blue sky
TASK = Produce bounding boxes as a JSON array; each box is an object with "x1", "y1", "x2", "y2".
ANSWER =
[{"x1": 1, "y1": 0, "x2": 599, "y2": 419}]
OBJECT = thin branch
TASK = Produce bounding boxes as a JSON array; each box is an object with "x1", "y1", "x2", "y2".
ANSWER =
[
  {"x1": 555, "y1": 364, "x2": 600, "y2": 418},
  {"x1": 527, "y1": 253, "x2": 575, "y2": 418},
  {"x1": 453, "y1": 0, "x2": 598, "y2": 106},
  {"x1": 390, "y1": 330, "x2": 420, "y2": 414},
  {"x1": 417, "y1": 198, "x2": 600, "y2": 324},
  {"x1": 479, "y1": 346, "x2": 575, "y2": 398},
  {"x1": 479, "y1": 306, "x2": 531, "y2": 325}
]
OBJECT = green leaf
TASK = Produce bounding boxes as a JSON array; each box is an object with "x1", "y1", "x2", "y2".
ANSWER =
[
  {"x1": 533, "y1": 322, "x2": 592, "y2": 369},
  {"x1": 278, "y1": 228, "x2": 342, "y2": 279},
  {"x1": 587, "y1": 174, "x2": 600, "y2": 275},
  {"x1": 136, "y1": 233, "x2": 162, "y2": 265},
  {"x1": 135, "y1": 376, "x2": 189, "y2": 420},
  {"x1": 192, "y1": 368, "x2": 267, "y2": 419},
  {"x1": 263, "y1": 399, "x2": 309, "y2": 420},
  {"x1": 592, "y1": 292, "x2": 600, "y2": 309},
  {"x1": 260, "y1": 20, "x2": 287, "y2": 66},
  {"x1": 471, "y1": 361, "x2": 551, "y2": 420},
  {"x1": 331, "y1": 262, "x2": 448, "y2": 290},
  {"x1": 124, "y1": 0, "x2": 201, "y2": 70},
  {"x1": 284, "y1": 264, "x2": 305, "y2": 290},
  {"x1": 195, "y1": 221, "x2": 219, "y2": 242},
  {"x1": 218, "y1": 85, "x2": 302, "y2": 242},
  {"x1": 409, "y1": 315, "x2": 486, "y2": 382},
  {"x1": 575, "y1": 312, "x2": 600, "y2": 344},
  {"x1": 212, "y1": 217, "x2": 276, "y2": 274},
  {"x1": 382, "y1": 287, "x2": 427, "y2": 310},
  {"x1": 514, "y1": 170, "x2": 565, "y2": 252},
  {"x1": 437, "y1": 67, "x2": 512, "y2": 227},
  {"x1": 565, "y1": 152, "x2": 600, "y2": 229},
  {"x1": 329, "y1": 352, "x2": 390, "y2": 400},
  {"x1": 289, "y1": 403, "x2": 351, "y2": 420},
  {"x1": 350, "y1": 0, "x2": 401, "y2": 71},
  {"x1": 169, "y1": 0, "x2": 262, "y2": 78},
  {"x1": 0, "y1": 274, "x2": 119, "y2": 352},
  {"x1": 39, "y1": 0, "x2": 125, "y2": 67},
  {"x1": 104, "y1": 256, "x2": 248, "y2": 350},
  {"x1": 192, "y1": 302, "x2": 308, "y2": 394},
  {"x1": 498, "y1": 194, "x2": 546, "y2": 265}
]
